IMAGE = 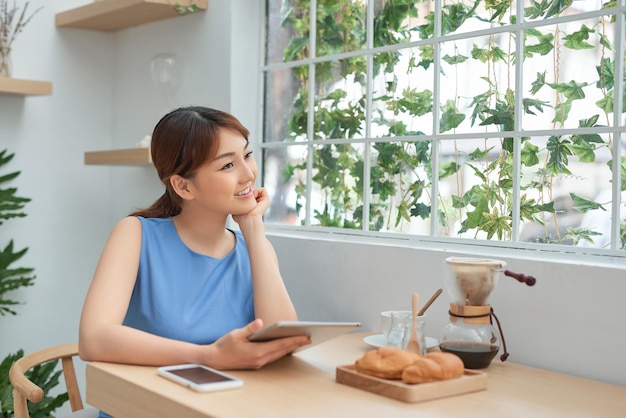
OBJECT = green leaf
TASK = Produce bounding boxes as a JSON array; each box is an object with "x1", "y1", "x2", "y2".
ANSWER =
[
  {"x1": 410, "y1": 202, "x2": 431, "y2": 219},
  {"x1": 442, "y1": 54, "x2": 469, "y2": 65},
  {"x1": 547, "y1": 80, "x2": 587, "y2": 100},
  {"x1": 479, "y1": 96, "x2": 514, "y2": 130},
  {"x1": 439, "y1": 161, "x2": 460, "y2": 179},
  {"x1": 563, "y1": 25, "x2": 595, "y2": 50},
  {"x1": 485, "y1": 0, "x2": 513, "y2": 22},
  {"x1": 525, "y1": 0, "x2": 551, "y2": 19},
  {"x1": 596, "y1": 57, "x2": 614, "y2": 90},
  {"x1": 545, "y1": 0, "x2": 573, "y2": 18},
  {"x1": 471, "y1": 44, "x2": 489, "y2": 63},
  {"x1": 439, "y1": 101, "x2": 466, "y2": 132},
  {"x1": 577, "y1": 114, "x2": 600, "y2": 128},
  {"x1": 393, "y1": 89, "x2": 433, "y2": 117},
  {"x1": 552, "y1": 100, "x2": 572, "y2": 125},
  {"x1": 520, "y1": 196, "x2": 555, "y2": 222},
  {"x1": 562, "y1": 227, "x2": 604, "y2": 246},
  {"x1": 440, "y1": 1, "x2": 480, "y2": 36},
  {"x1": 596, "y1": 93, "x2": 613, "y2": 114},
  {"x1": 521, "y1": 141, "x2": 540, "y2": 166},
  {"x1": 0, "y1": 350, "x2": 69, "y2": 417},
  {"x1": 523, "y1": 98, "x2": 548, "y2": 116},
  {"x1": 417, "y1": 44, "x2": 434, "y2": 69},
  {"x1": 480, "y1": 206, "x2": 512, "y2": 240},
  {"x1": 465, "y1": 163, "x2": 488, "y2": 182},
  {"x1": 171, "y1": 2, "x2": 201, "y2": 15},
  {"x1": 283, "y1": 36, "x2": 309, "y2": 61},
  {"x1": 530, "y1": 71, "x2": 546, "y2": 95},
  {"x1": 570, "y1": 192, "x2": 606, "y2": 212},
  {"x1": 524, "y1": 29, "x2": 554, "y2": 56},
  {"x1": 546, "y1": 135, "x2": 573, "y2": 175},
  {"x1": 569, "y1": 140, "x2": 596, "y2": 163}
]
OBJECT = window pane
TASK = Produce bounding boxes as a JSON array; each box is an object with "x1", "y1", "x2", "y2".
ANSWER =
[
  {"x1": 309, "y1": 143, "x2": 365, "y2": 229},
  {"x1": 373, "y1": 0, "x2": 431, "y2": 46},
  {"x1": 439, "y1": 34, "x2": 515, "y2": 134},
  {"x1": 316, "y1": 0, "x2": 367, "y2": 57},
  {"x1": 441, "y1": 0, "x2": 518, "y2": 36},
  {"x1": 262, "y1": 0, "x2": 626, "y2": 256},
  {"x1": 369, "y1": 140, "x2": 433, "y2": 234},
  {"x1": 436, "y1": 137, "x2": 512, "y2": 241},
  {"x1": 269, "y1": 0, "x2": 310, "y2": 63},
  {"x1": 313, "y1": 58, "x2": 367, "y2": 139},
  {"x1": 525, "y1": 0, "x2": 607, "y2": 23},
  {"x1": 264, "y1": 65, "x2": 309, "y2": 143},
  {"x1": 519, "y1": 134, "x2": 614, "y2": 247},
  {"x1": 264, "y1": 145, "x2": 308, "y2": 225},
  {"x1": 522, "y1": 17, "x2": 618, "y2": 130},
  {"x1": 372, "y1": 48, "x2": 434, "y2": 137}
]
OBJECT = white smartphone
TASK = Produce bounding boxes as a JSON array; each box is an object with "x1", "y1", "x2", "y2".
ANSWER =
[{"x1": 157, "y1": 364, "x2": 243, "y2": 392}]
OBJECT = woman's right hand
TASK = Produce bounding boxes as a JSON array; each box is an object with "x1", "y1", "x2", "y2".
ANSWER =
[{"x1": 205, "y1": 319, "x2": 311, "y2": 370}]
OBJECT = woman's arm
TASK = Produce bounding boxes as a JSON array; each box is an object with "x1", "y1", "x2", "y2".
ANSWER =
[
  {"x1": 79, "y1": 216, "x2": 308, "y2": 369},
  {"x1": 232, "y1": 187, "x2": 299, "y2": 325},
  {"x1": 79, "y1": 216, "x2": 203, "y2": 365}
]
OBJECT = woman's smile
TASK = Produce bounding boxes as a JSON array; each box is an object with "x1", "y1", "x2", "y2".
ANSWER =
[{"x1": 235, "y1": 186, "x2": 253, "y2": 198}]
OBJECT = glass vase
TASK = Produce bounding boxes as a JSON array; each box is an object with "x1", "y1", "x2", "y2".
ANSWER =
[{"x1": 0, "y1": 45, "x2": 11, "y2": 78}]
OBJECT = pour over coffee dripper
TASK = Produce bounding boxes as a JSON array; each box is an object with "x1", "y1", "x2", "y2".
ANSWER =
[{"x1": 439, "y1": 257, "x2": 506, "y2": 369}]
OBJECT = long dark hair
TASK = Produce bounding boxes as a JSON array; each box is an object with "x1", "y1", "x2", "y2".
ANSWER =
[{"x1": 130, "y1": 106, "x2": 250, "y2": 218}]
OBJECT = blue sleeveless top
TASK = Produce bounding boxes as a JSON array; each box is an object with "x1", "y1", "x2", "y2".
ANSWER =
[{"x1": 122, "y1": 217, "x2": 255, "y2": 344}]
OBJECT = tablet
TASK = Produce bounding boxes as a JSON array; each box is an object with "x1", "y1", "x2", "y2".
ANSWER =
[{"x1": 248, "y1": 321, "x2": 362, "y2": 352}]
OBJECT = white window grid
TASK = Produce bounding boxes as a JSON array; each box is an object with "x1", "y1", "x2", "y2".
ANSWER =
[{"x1": 259, "y1": 0, "x2": 626, "y2": 263}]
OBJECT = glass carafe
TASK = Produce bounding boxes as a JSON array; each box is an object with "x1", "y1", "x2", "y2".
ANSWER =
[
  {"x1": 440, "y1": 257, "x2": 506, "y2": 369},
  {"x1": 439, "y1": 304, "x2": 500, "y2": 369}
]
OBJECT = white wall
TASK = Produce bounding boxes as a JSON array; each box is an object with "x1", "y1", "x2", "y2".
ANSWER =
[
  {"x1": 1, "y1": 0, "x2": 113, "y2": 377},
  {"x1": 271, "y1": 233, "x2": 626, "y2": 387},
  {"x1": 0, "y1": 0, "x2": 259, "y2": 411},
  {"x1": 0, "y1": 3, "x2": 624, "y2": 416}
]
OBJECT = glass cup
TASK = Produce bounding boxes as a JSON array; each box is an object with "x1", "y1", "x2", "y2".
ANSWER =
[
  {"x1": 402, "y1": 314, "x2": 427, "y2": 355},
  {"x1": 385, "y1": 311, "x2": 412, "y2": 348},
  {"x1": 380, "y1": 310, "x2": 411, "y2": 334},
  {"x1": 384, "y1": 311, "x2": 427, "y2": 355}
]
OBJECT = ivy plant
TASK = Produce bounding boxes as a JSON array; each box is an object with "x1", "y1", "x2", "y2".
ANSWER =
[{"x1": 271, "y1": 0, "x2": 625, "y2": 250}]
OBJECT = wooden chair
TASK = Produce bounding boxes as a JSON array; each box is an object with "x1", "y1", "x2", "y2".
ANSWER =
[{"x1": 9, "y1": 342, "x2": 98, "y2": 418}]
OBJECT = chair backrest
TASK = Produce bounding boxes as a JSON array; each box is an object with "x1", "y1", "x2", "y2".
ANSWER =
[{"x1": 9, "y1": 342, "x2": 86, "y2": 418}]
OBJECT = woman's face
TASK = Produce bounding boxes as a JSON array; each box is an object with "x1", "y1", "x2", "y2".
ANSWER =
[{"x1": 185, "y1": 128, "x2": 258, "y2": 216}]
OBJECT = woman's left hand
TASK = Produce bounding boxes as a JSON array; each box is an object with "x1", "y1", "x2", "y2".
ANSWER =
[
  {"x1": 205, "y1": 319, "x2": 311, "y2": 370},
  {"x1": 232, "y1": 187, "x2": 270, "y2": 225}
]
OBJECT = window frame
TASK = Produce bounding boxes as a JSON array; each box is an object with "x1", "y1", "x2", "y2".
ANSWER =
[{"x1": 258, "y1": 0, "x2": 626, "y2": 266}]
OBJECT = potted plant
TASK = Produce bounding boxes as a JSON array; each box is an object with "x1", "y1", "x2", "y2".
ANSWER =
[{"x1": 0, "y1": 149, "x2": 68, "y2": 417}]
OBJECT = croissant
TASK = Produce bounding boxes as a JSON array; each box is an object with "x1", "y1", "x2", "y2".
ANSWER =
[
  {"x1": 401, "y1": 352, "x2": 464, "y2": 384},
  {"x1": 354, "y1": 347, "x2": 421, "y2": 379},
  {"x1": 354, "y1": 348, "x2": 464, "y2": 384}
]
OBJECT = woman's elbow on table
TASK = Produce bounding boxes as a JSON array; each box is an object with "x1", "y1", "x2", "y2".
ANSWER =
[
  {"x1": 78, "y1": 327, "x2": 111, "y2": 362},
  {"x1": 78, "y1": 333, "x2": 100, "y2": 362}
]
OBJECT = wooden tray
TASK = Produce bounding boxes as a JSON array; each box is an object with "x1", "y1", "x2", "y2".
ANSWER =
[{"x1": 336, "y1": 365, "x2": 487, "y2": 403}]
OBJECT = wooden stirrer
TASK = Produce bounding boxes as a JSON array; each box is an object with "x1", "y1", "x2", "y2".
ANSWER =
[{"x1": 406, "y1": 292, "x2": 421, "y2": 355}]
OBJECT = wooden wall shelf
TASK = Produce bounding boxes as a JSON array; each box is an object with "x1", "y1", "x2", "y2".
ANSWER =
[
  {"x1": 0, "y1": 77, "x2": 52, "y2": 96},
  {"x1": 85, "y1": 148, "x2": 152, "y2": 166},
  {"x1": 56, "y1": 0, "x2": 208, "y2": 32}
]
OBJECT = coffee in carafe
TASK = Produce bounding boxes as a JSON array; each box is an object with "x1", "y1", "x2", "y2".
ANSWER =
[{"x1": 439, "y1": 257, "x2": 505, "y2": 369}]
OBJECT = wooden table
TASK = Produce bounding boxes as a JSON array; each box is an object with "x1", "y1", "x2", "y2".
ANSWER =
[{"x1": 86, "y1": 332, "x2": 626, "y2": 417}]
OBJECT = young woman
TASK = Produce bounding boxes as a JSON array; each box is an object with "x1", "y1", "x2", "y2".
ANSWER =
[{"x1": 79, "y1": 107, "x2": 311, "y2": 377}]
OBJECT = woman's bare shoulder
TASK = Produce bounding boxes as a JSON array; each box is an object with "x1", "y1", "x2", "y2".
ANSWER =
[{"x1": 109, "y1": 216, "x2": 142, "y2": 239}]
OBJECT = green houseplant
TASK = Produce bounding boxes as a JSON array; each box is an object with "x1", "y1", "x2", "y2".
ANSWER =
[{"x1": 0, "y1": 149, "x2": 68, "y2": 417}]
